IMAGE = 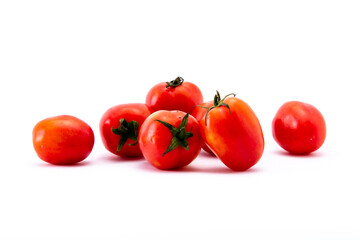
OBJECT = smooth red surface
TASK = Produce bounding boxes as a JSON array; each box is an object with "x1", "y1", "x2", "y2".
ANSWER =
[
  {"x1": 191, "y1": 101, "x2": 215, "y2": 155},
  {"x1": 139, "y1": 110, "x2": 201, "y2": 170},
  {"x1": 145, "y1": 81, "x2": 203, "y2": 113},
  {"x1": 32, "y1": 115, "x2": 95, "y2": 165},
  {"x1": 200, "y1": 97, "x2": 264, "y2": 171},
  {"x1": 272, "y1": 101, "x2": 326, "y2": 154},
  {"x1": 100, "y1": 103, "x2": 151, "y2": 157}
]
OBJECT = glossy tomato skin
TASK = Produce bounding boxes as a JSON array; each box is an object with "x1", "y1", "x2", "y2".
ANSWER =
[
  {"x1": 100, "y1": 103, "x2": 151, "y2": 158},
  {"x1": 33, "y1": 115, "x2": 95, "y2": 165},
  {"x1": 191, "y1": 101, "x2": 215, "y2": 155},
  {"x1": 200, "y1": 97, "x2": 264, "y2": 171},
  {"x1": 145, "y1": 81, "x2": 203, "y2": 113},
  {"x1": 139, "y1": 110, "x2": 201, "y2": 170},
  {"x1": 272, "y1": 101, "x2": 326, "y2": 154}
]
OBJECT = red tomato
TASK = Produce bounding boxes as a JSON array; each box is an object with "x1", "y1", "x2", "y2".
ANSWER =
[
  {"x1": 191, "y1": 101, "x2": 215, "y2": 155},
  {"x1": 100, "y1": 103, "x2": 151, "y2": 158},
  {"x1": 272, "y1": 101, "x2": 326, "y2": 154},
  {"x1": 139, "y1": 111, "x2": 201, "y2": 170},
  {"x1": 33, "y1": 115, "x2": 95, "y2": 165},
  {"x1": 145, "y1": 76, "x2": 203, "y2": 113},
  {"x1": 200, "y1": 92, "x2": 264, "y2": 171}
]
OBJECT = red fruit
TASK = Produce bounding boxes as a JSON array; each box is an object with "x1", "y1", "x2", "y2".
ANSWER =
[
  {"x1": 146, "y1": 76, "x2": 203, "y2": 113},
  {"x1": 100, "y1": 103, "x2": 151, "y2": 157},
  {"x1": 200, "y1": 92, "x2": 264, "y2": 171},
  {"x1": 139, "y1": 111, "x2": 201, "y2": 170},
  {"x1": 33, "y1": 115, "x2": 94, "y2": 165},
  {"x1": 272, "y1": 101, "x2": 326, "y2": 154}
]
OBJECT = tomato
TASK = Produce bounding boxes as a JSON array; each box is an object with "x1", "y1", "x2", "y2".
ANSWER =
[
  {"x1": 272, "y1": 101, "x2": 326, "y2": 154},
  {"x1": 146, "y1": 76, "x2": 203, "y2": 113},
  {"x1": 100, "y1": 103, "x2": 151, "y2": 158},
  {"x1": 200, "y1": 92, "x2": 264, "y2": 171},
  {"x1": 191, "y1": 101, "x2": 215, "y2": 155},
  {"x1": 139, "y1": 111, "x2": 201, "y2": 170},
  {"x1": 32, "y1": 115, "x2": 95, "y2": 165}
]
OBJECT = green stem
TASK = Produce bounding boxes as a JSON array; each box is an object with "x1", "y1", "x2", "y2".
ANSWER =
[
  {"x1": 203, "y1": 91, "x2": 236, "y2": 126},
  {"x1": 154, "y1": 113, "x2": 193, "y2": 157},
  {"x1": 111, "y1": 119, "x2": 140, "y2": 152}
]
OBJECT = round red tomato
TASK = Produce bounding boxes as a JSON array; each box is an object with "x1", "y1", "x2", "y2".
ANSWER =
[
  {"x1": 33, "y1": 115, "x2": 95, "y2": 165},
  {"x1": 139, "y1": 111, "x2": 201, "y2": 170},
  {"x1": 200, "y1": 92, "x2": 264, "y2": 171},
  {"x1": 145, "y1": 76, "x2": 203, "y2": 113},
  {"x1": 272, "y1": 101, "x2": 326, "y2": 154},
  {"x1": 100, "y1": 103, "x2": 151, "y2": 158},
  {"x1": 191, "y1": 101, "x2": 215, "y2": 155}
]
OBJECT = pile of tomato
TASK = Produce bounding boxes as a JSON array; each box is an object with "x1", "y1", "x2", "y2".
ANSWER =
[{"x1": 32, "y1": 77, "x2": 326, "y2": 171}]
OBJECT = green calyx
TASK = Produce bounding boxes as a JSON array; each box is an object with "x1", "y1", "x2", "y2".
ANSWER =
[
  {"x1": 154, "y1": 113, "x2": 193, "y2": 157},
  {"x1": 198, "y1": 91, "x2": 236, "y2": 126},
  {"x1": 111, "y1": 119, "x2": 139, "y2": 152},
  {"x1": 166, "y1": 76, "x2": 184, "y2": 88}
]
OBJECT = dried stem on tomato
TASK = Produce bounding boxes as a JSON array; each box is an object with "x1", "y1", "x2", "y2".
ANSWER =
[{"x1": 166, "y1": 76, "x2": 184, "y2": 88}]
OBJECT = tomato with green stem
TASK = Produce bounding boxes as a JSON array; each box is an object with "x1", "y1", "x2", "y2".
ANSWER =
[
  {"x1": 100, "y1": 103, "x2": 151, "y2": 158},
  {"x1": 139, "y1": 111, "x2": 201, "y2": 170},
  {"x1": 199, "y1": 91, "x2": 264, "y2": 171},
  {"x1": 146, "y1": 76, "x2": 203, "y2": 113}
]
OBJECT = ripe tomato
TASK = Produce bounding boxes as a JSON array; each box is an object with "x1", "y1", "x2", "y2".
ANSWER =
[
  {"x1": 139, "y1": 111, "x2": 201, "y2": 170},
  {"x1": 32, "y1": 115, "x2": 95, "y2": 165},
  {"x1": 100, "y1": 103, "x2": 151, "y2": 158},
  {"x1": 200, "y1": 92, "x2": 264, "y2": 171},
  {"x1": 191, "y1": 101, "x2": 215, "y2": 155},
  {"x1": 272, "y1": 101, "x2": 326, "y2": 154},
  {"x1": 145, "y1": 76, "x2": 203, "y2": 113}
]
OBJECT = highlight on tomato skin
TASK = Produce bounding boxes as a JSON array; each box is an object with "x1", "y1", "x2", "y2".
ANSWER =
[
  {"x1": 99, "y1": 103, "x2": 151, "y2": 158},
  {"x1": 138, "y1": 110, "x2": 202, "y2": 170},
  {"x1": 32, "y1": 115, "x2": 95, "y2": 165},
  {"x1": 272, "y1": 101, "x2": 326, "y2": 155},
  {"x1": 145, "y1": 76, "x2": 203, "y2": 114}
]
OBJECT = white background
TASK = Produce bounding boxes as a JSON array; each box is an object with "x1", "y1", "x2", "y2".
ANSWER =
[{"x1": 1, "y1": 0, "x2": 359, "y2": 239}]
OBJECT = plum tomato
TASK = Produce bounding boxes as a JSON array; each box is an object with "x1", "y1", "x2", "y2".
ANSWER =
[
  {"x1": 145, "y1": 76, "x2": 203, "y2": 113},
  {"x1": 191, "y1": 101, "x2": 215, "y2": 155},
  {"x1": 139, "y1": 111, "x2": 201, "y2": 170},
  {"x1": 100, "y1": 103, "x2": 151, "y2": 158},
  {"x1": 200, "y1": 91, "x2": 264, "y2": 171},
  {"x1": 272, "y1": 101, "x2": 326, "y2": 154},
  {"x1": 32, "y1": 115, "x2": 95, "y2": 165}
]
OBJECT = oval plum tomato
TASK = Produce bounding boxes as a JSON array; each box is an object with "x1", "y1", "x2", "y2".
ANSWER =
[
  {"x1": 191, "y1": 101, "x2": 215, "y2": 155},
  {"x1": 145, "y1": 76, "x2": 203, "y2": 113},
  {"x1": 200, "y1": 91, "x2": 264, "y2": 171},
  {"x1": 100, "y1": 103, "x2": 151, "y2": 158},
  {"x1": 139, "y1": 111, "x2": 201, "y2": 170},
  {"x1": 32, "y1": 115, "x2": 95, "y2": 165},
  {"x1": 272, "y1": 101, "x2": 326, "y2": 154}
]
